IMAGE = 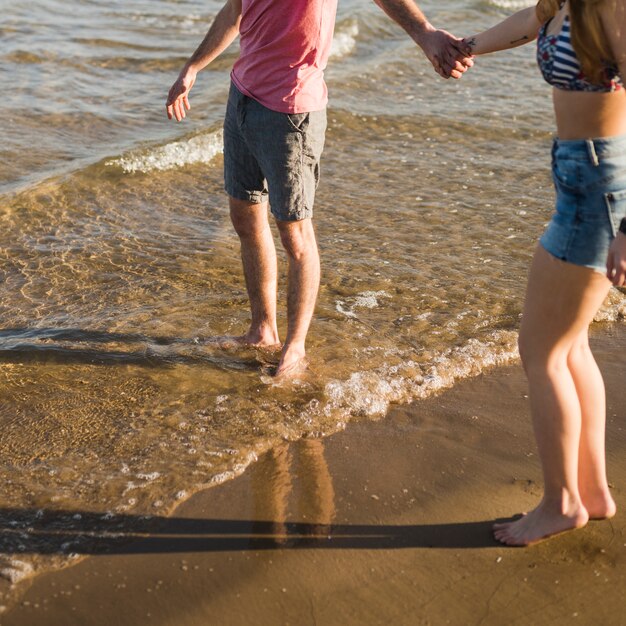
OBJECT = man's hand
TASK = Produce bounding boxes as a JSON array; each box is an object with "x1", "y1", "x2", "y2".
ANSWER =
[
  {"x1": 417, "y1": 27, "x2": 474, "y2": 79},
  {"x1": 166, "y1": 68, "x2": 197, "y2": 122},
  {"x1": 164, "y1": 0, "x2": 241, "y2": 121},
  {"x1": 606, "y1": 232, "x2": 626, "y2": 287}
]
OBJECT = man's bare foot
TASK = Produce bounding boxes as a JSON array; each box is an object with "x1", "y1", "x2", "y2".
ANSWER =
[
  {"x1": 580, "y1": 489, "x2": 617, "y2": 521},
  {"x1": 255, "y1": 342, "x2": 284, "y2": 358},
  {"x1": 206, "y1": 334, "x2": 281, "y2": 352},
  {"x1": 493, "y1": 500, "x2": 589, "y2": 546},
  {"x1": 274, "y1": 352, "x2": 309, "y2": 379},
  {"x1": 274, "y1": 357, "x2": 309, "y2": 379}
]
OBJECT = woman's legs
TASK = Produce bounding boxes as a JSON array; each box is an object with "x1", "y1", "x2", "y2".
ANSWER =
[
  {"x1": 493, "y1": 246, "x2": 612, "y2": 546},
  {"x1": 568, "y1": 331, "x2": 616, "y2": 519}
]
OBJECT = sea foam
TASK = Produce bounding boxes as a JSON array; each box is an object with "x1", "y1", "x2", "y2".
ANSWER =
[
  {"x1": 320, "y1": 330, "x2": 520, "y2": 424},
  {"x1": 108, "y1": 129, "x2": 224, "y2": 174},
  {"x1": 330, "y1": 22, "x2": 359, "y2": 59},
  {"x1": 485, "y1": 0, "x2": 535, "y2": 9},
  {"x1": 0, "y1": 559, "x2": 34, "y2": 584}
]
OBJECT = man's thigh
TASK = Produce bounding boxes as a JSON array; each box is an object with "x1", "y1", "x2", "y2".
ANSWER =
[
  {"x1": 242, "y1": 101, "x2": 327, "y2": 222},
  {"x1": 223, "y1": 84, "x2": 268, "y2": 205}
]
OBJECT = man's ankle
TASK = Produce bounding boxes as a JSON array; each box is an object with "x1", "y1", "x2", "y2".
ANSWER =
[
  {"x1": 247, "y1": 325, "x2": 280, "y2": 346},
  {"x1": 280, "y1": 343, "x2": 306, "y2": 364}
]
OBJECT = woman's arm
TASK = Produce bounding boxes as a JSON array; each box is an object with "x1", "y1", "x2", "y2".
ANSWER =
[
  {"x1": 464, "y1": 6, "x2": 542, "y2": 56},
  {"x1": 607, "y1": 228, "x2": 626, "y2": 287},
  {"x1": 601, "y1": 2, "x2": 626, "y2": 287}
]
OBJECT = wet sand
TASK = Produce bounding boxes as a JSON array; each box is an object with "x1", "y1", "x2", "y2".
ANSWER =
[{"x1": 3, "y1": 324, "x2": 625, "y2": 626}]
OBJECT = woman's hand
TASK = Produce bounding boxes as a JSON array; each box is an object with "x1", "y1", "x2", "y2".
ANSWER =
[
  {"x1": 606, "y1": 232, "x2": 626, "y2": 287},
  {"x1": 416, "y1": 27, "x2": 474, "y2": 79}
]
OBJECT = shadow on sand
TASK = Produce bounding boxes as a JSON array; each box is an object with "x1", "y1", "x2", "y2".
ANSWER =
[
  {"x1": 0, "y1": 507, "x2": 502, "y2": 554},
  {"x1": 0, "y1": 327, "x2": 262, "y2": 369}
]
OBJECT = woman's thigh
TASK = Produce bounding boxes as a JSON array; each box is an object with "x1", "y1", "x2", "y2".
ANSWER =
[{"x1": 519, "y1": 246, "x2": 611, "y2": 359}]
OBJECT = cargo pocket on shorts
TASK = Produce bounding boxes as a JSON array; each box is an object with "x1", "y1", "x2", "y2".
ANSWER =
[
  {"x1": 285, "y1": 112, "x2": 310, "y2": 133},
  {"x1": 604, "y1": 189, "x2": 626, "y2": 237}
]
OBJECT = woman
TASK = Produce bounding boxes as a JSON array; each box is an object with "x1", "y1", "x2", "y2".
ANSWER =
[{"x1": 465, "y1": 0, "x2": 626, "y2": 545}]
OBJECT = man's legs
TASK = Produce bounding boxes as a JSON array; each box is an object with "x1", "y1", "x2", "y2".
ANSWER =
[
  {"x1": 275, "y1": 217, "x2": 320, "y2": 376},
  {"x1": 228, "y1": 202, "x2": 320, "y2": 373},
  {"x1": 229, "y1": 195, "x2": 280, "y2": 348},
  {"x1": 224, "y1": 85, "x2": 326, "y2": 373}
]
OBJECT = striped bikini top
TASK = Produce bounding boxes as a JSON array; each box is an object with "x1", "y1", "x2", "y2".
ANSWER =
[{"x1": 537, "y1": 14, "x2": 622, "y2": 92}]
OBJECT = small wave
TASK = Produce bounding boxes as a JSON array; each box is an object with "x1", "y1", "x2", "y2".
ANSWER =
[
  {"x1": 5, "y1": 50, "x2": 45, "y2": 64},
  {"x1": 323, "y1": 330, "x2": 520, "y2": 420},
  {"x1": 595, "y1": 288, "x2": 626, "y2": 322},
  {"x1": 129, "y1": 12, "x2": 208, "y2": 32},
  {"x1": 0, "y1": 559, "x2": 34, "y2": 584},
  {"x1": 107, "y1": 130, "x2": 224, "y2": 174},
  {"x1": 484, "y1": 0, "x2": 536, "y2": 9},
  {"x1": 330, "y1": 22, "x2": 359, "y2": 59},
  {"x1": 335, "y1": 290, "x2": 391, "y2": 318}
]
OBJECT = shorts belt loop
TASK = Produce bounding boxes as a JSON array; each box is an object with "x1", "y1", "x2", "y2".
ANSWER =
[{"x1": 586, "y1": 139, "x2": 600, "y2": 167}]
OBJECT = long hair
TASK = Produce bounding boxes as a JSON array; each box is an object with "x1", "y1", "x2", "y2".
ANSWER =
[
  {"x1": 536, "y1": 0, "x2": 560, "y2": 22},
  {"x1": 569, "y1": 0, "x2": 614, "y2": 84},
  {"x1": 536, "y1": 0, "x2": 614, "y2": 84}
]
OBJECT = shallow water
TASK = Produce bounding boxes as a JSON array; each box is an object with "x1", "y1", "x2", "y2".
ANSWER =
[{"x1": 1, "y1": 0, "x2": 625, "y2": 604}]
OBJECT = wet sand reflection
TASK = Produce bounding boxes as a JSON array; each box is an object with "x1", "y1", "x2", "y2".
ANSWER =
[{"x1": 253, "y1": 438, "x2": 336, "y2": 546}]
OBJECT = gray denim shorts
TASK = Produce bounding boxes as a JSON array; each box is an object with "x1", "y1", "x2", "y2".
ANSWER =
[{"x1": 223, "y1": 81, "x2": 327, "y2": 221}]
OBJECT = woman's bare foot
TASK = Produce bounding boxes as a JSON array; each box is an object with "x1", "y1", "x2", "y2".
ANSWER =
[
  {"x1": 493, "y1": 500, "x2": 589, "y2": 546},
  {"x1": 580, "y1": 489, "x2": 617, "y2": 520}
]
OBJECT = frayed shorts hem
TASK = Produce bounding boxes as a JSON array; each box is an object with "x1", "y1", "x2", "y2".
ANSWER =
[
  {"x1": 538, "y1": 240, "x2": 608, "y2": 275},
  {"x1": 224, "y1": 187, "x2": 313, "y2": 222}
]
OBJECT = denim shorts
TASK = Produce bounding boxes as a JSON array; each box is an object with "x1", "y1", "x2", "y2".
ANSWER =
[
  {"x1": 540, "y1": 134, "x2": 626, "y2": 272},
  {"x1": 223, "y1": 82, "x2": 327, "y2": 222}
]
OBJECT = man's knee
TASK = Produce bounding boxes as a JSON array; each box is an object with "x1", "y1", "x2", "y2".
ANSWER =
[
  {"x1": 276, "y1": 218, "x2": 316, "y2": 261},
  {"x1": 229, "y1": 197, "x2": 268, "y2": 239}
]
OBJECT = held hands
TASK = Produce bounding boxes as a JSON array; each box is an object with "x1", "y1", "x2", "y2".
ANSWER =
[
  {"x1": 418, "y1": 27, "x2": 474, "y2": 79},
  {"x1": 606, "y1": 232, "x2": 626, "y2": 287},
  {"x1": 166, "y1": 67, "x2": 197, "y2": 122}
]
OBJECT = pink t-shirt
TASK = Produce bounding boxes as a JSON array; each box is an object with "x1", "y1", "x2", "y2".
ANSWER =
[{"x1": 231, "y1": 0, "x2": 338, "y2": 114}]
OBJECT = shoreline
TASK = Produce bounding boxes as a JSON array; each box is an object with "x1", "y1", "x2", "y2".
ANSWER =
[{"x1": 2, "y1": 323, "x2": 625, "y2": 625}]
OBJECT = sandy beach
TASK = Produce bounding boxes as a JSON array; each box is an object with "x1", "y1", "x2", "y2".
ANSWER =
[
  {"x1": 3, "y1": 0, "x2": 625, "y2": 623},
  {"x1": 2, "y1": 324, "x2": 624, "y2": 626}
]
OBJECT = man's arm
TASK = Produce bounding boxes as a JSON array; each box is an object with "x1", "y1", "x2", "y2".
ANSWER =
[
  {"x1": 166, "y1": 0, "x2": 242, "y2": 122},
  {"x1": 372, "y1": 0, "x2": 473, "y2": 79}
]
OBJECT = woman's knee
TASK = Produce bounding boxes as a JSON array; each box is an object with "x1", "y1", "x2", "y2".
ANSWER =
[
  {"x1": 566, "y1": 334, "x2": 592, "y2": 368},
  {"x1": 518, "y1": 331, "x2": 569, "y2": 376}
]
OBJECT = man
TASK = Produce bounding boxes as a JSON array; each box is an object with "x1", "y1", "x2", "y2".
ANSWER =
[{"x1": 166, "y1": 0, "x2": 472, "y2": 377}]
